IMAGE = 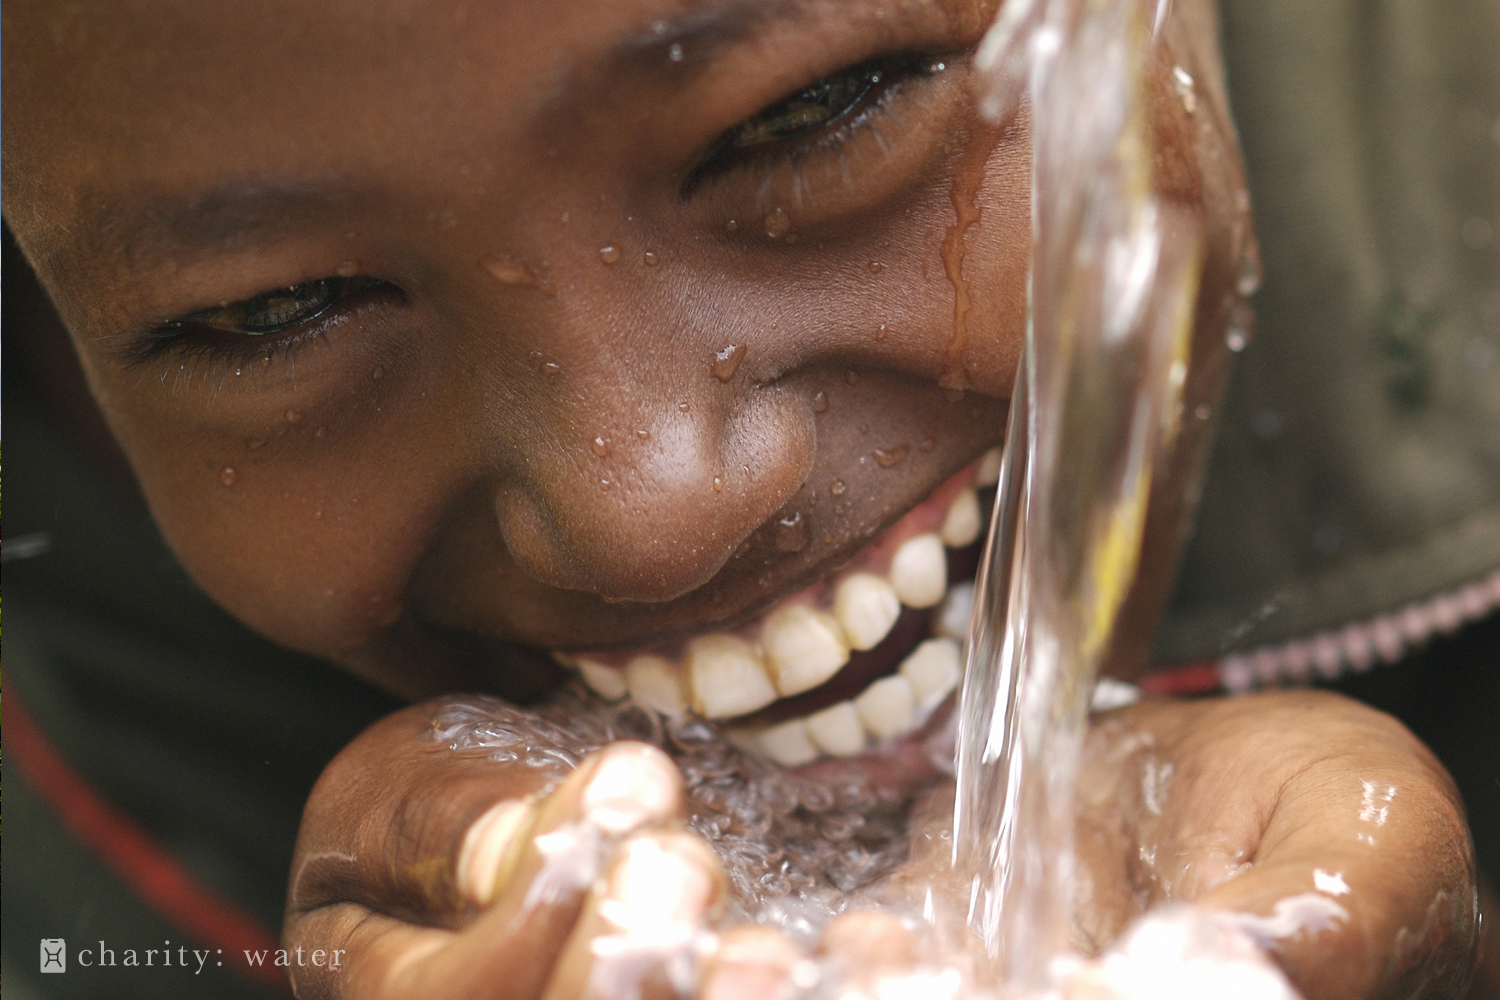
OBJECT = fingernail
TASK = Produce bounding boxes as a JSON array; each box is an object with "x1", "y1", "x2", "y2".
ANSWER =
[
  {"x1": 582, "y1": 744, "x2": 681, "y2": 835},
  {"x1": 602, "y1": 836, "x2": 716, "y2": 930},
  {"x1": 458, "y1": 798, "x2": 534, "y2": 905}
]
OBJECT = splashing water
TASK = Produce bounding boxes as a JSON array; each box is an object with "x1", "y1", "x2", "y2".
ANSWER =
[{"x1": 952, "y1": 0, "x2": 1205, "y2": 990}]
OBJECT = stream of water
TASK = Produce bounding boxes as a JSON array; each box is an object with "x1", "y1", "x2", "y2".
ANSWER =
[{"x1": 951, "y1": 0, "x2": 1207, "y2": 990}]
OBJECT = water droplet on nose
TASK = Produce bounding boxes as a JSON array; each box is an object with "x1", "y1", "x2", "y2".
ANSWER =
[
  {"x1": 643, "y1": 251, "x2": 660, "y2": 266},
  {"x1": 1171, "y1": 65, "x2": 1197, "y2": 114},
  {"x1": 875, "y1": 324, "x2": 887, "y2": 341},
  {"x1": 726, "y1": 219, "x2": 740, "y2": 233},
  {"x1": 678, "y1": 401, "x2": 691, "y2": 412},
  {"x1": 773, "y1": 511, "x2": 811, "y2": 552},
  {"x1": 763, "y1": 208, "x2": 792, "y2": 240},
  {"x1": 668, "y1": 42, "x2": 684, "y2": 62},
  {"x1": 813, "y1": 391, "x2": 830, "y2": 413},
  {"x1": 859, "y1": 424, "x2": 870, "y2": 434},
  {"x1": 246, "y1": 438, "x2": 265, "y2": 450},
  {"x1": 635, "y1": 428, "x2": 651, "y2": 440},
  {"x1": 591, "y1": 436, "x2": 611, "y2": 457},
  {"x1": 336, "y1": 260, "x2": 359, "y2": 278},
  {"x1": 845, "y1": 370, "x2": 860, "y2": 386},
  {"x1": 873, "y1": 443, "x2": 910, "y2": 468},
  {"x1": 868, "y1": 262, "x2": 883, "y2": 273},
  {"x1": 483, "y1": 255, "x2": 541, "y2": 287},
  {"x1": 234, "y1": 367, "x2": 243, "y2": 377},
  {"x1": 599, "y1": 245, "x2": 621, "y2": 264},
  {"x1": 830, "y1": 479, "x2": 846, "y2": 496},
  {"x1": 711, "y1": 344, "x2": 746, "y2": 382},
  {"x1": 713, "y1": 476, "x2": 724, "y2": 492},
  {"x1": 220, "y1": 467, "x2": 238, "y2": 486},
  {"x1": 286, "y1": 410, "x2": 303, "y2": 424},
  {"x1": 543, "y1": 361, "x2": 563, "y2": 377},
  {"x1": 372, "y1": 366, "x2": 384, "y2": 380}
]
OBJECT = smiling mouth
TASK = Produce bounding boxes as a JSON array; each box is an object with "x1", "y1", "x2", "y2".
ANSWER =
[{"x1": 552, "y1": 446, "x2": 1001, "y2": 767}]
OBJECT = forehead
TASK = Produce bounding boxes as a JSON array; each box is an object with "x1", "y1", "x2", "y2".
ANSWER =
[{"x1": 2, "y1": 0, "x2": 878, "y2": 271}]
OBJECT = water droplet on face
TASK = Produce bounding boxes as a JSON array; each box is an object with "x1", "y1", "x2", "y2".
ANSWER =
[
  {"x1": 635, "y1": 428, "x2": 651, "y2": 440},
  {"x1": 919, "y1": 437, "x2": 936, "y2": 452},
  {"x1": 543, "y1": 361, "x2": 563, "y2": 377},
  {"x1": 875, "y1": 324, "x2": 888, "y2": 341},
  {"x1": 600, "y1": 478, "x2": 611, "y2": 488},
  {"x1": 336, "y1": 260, "x2": 359, "y2": 278},
  {"x1": 668, "y1": 42, "x2": 684, "y2": 62},
  {"x1": 763, "y1": 208, "x2": 792, "y2": 240},
  {"x1": 711, "y1": 344, "x2": 746, "y2": 382},
  {"x1": 599, "y1": 246, "x2": 621, "y2": 264},
  {"x1": 813, "y1": 391, "x2": 830, "y2": 413},
  {"x1": 1171, "y1": 65, "x2": 1197, "y2": 114},
  {"x1": 286, "y1": 410, "x2": 303, "y2": 424},
  {"x1": 868, "y1": 262, "x2": 883, "y2": 273},
  {"x1": 713, "y1": 476, "x2": 724, "y2": 492},
  {"x1": 246, "y1": 438, "x2": 265, "y2": 450},
  {"x1": 773, "y1": 511, "x2": 811, "y2": 552},
  {"x1": 678, "y1": 401, "x2": 691, "y2": 412},
  {"x1": 220, "y1": 467, "x2": 238, "y2": 486},
  {"x1": 830, "y1": 479, "x2": 846, "y2": 496},
  {"x1": 643, "y1": 251, "x2": 660, "y2": 266},
  {"x1": 234, "y1": 367, "x2": 243, "y2": 377},
  {"x1": 726, "y1": 219, "x2": 740, "y2": 233},
  {"x1": 591, "y1": 436, "x2": 611, "y2": 457},
  {"x1": 859, "y1": 423, "x2": 870, "y2": 434},
  {"x1": 315, "y1": 425, "x2": 327, "y2": 438},
  {"x1": 1194, "y1": 405, "x2": 1212, "y2": 421},
  {"x1": 483, "y1": 255, "x2": 542, "y2": 288},
  {"x1": 1226, "y1": 328, "x2": 1248, "y2": 352},
  {"x1": 845, "y1": 370, "x2": 860, "y2": 386},
  {"x1": 873, "y1": 443, "x2": 910, "y2": 468},
  {"x1": 372, "y1": 365, "x2": 384, "y2": 380}
]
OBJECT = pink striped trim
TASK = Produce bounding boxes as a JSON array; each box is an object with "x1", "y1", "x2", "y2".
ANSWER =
[{"x1": 1211, "y1": 568, "x2": 1500, "y2": 695}]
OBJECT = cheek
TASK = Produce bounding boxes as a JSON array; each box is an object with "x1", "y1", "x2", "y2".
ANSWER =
[{"x1": 112, "y1": 408, "x2": 444, "y2": 662}]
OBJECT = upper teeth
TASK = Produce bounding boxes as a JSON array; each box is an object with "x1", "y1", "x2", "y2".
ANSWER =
[
  {"x1": 888, "y1": 533, "x2": 947, "y2": 609},
  {"x1": 761, "y1": 604, "x2": 851, "y2": 696},
  {"x1": 558, "y1": 464, "x2": 992, "y2": 764},
  {"x1": 686, "y1": 634, "x2": 778, "y2": 719},
  {"x1": 834, "y1": 573, "x2": 902, "y2": 651}
]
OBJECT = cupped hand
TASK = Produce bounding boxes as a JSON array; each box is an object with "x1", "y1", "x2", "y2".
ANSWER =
[{"x1": 283, "y1": 699, "x2": 726, "y2": 1000}]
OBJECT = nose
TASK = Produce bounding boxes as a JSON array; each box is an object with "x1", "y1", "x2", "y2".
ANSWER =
[{"x1": 494, "y1": 374, "x2": 816, "y2": 604}]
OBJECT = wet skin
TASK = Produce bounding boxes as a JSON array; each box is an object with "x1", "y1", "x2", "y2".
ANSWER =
[
  {"x1": 3, "y1": 0, "x2": 1025, "y2": 700},
  {"x1": 1, "y1": 0, "x2": 1484, "y2": 997}
]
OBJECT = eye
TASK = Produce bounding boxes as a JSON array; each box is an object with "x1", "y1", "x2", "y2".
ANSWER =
[
  {"x1": 126, "y1": 275, "x2": 397, "y2": 371},
  {"x1": 686, "y1": 52, "x2": 938, "y2": 189},
  {"x1": 163, "y1": 277, "x2": 355, "y2": 336},
  {"x1": 727, "y1": 60, "x2": 888, "y2": 150}
]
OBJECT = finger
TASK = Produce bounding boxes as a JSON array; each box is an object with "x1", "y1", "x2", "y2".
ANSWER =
[
  {"x1": 701, "y1": 928, "x2": 803, "y2": 1000},
  {"x1": 286, "y1": 741, "x2": 685, "y2": 1000},
  {"x1": 541, "y1": 831, "x2": 725, "y2": 1000}
]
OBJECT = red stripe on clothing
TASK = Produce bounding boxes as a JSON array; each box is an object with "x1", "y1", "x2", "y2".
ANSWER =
[
  {"x1": 2, "y1": 681, "x2": 291, "y2": 993},
  {"x1": 1139, "y1": 661, "x2": 1223, "y2": 697}
]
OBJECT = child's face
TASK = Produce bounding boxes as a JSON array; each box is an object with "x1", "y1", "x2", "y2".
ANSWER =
[{"x1": 5, "y1": 0, "x2": 1029, "y2": 713}]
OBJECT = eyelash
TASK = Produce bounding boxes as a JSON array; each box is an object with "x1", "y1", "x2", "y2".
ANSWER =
[
  {"x1": 129, "y1": 51, "x2": 947, "y2": 374},
  {"x1": 126, "y1": 277, "x2": 398, "y2": 374},
  {"x1": 681, "y1": 50, "x2": 945, "y2": 196}
]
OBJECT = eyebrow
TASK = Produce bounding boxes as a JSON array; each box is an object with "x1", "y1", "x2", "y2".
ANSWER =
[
  {"x1": 75, "y1": 178, "x2": 361, "y2": 273},
  {"x1": 607, "y1": 0, "x2": 821, "y2": 72}
]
